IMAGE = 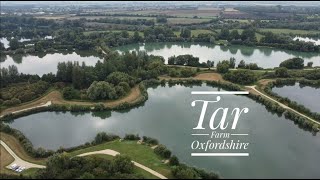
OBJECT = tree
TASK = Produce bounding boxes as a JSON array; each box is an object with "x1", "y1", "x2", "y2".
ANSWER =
[
  {"x1": 223, "y1": 70, "x2": 257, "y2": 85},
  {"x1": 229, "y1": 29, "x2": 240, "y2": 40},
  {"x1": 207, "y1": 60, "x2": 214, "y2": 68},
  {"x1": 0, "y1": 42, "x2": 5, "y2": 50},
  {"x1": 241, "y1": 28, "x2": 256, "y2": 42},
  {"x1": 106, "y1": 72, "x2": 135, "y2": 87},
  {"x1": 168, "y1": 56, "x2": 176, "y2": 65},
  {"x1": 238, "y1": 60, "x2": 246, "y2": 68},
  {"x1": 180, "y1": 28, "x2": 191, "y2": 38},
  {"x1": 156, "y1": 16, "x2": 167, "y2": 23},
  {"x1": 279, "y1": 57, "x2": 304, "y2": 69},
  {"x1": 229, "y1": 57, "x2": 236, "y2": 68},
  {"x1": 154, "y1": 145, "x2": 171, "y2": 159},
  {"x1": 9, "y1": 38, "x2": 19, "y2": 50},
  {"x1": 169, "y1": 156, "x2": 180, "y2": 166},
  {"x1": 72, "y1": 64, "x2": 85, "y2": 89},
  {"x1": 63, "y1": 87, "x2": 79, "y2": 100},
  {"x1": 133, "y1": 31, "x2": 141, "y2": 42},
  {"x1": 87, "y1": 81, "x2": 117, "y2": 100},
  {"x1": 216, "y1": 60, "x2": 230, "y2": 73},
  {"x1": 307, "y1": 62, "x2": 313, "y2": 68},
  {"x1": 110, "y1": 155, "x2": 134, "y2": 174},
  {"x1": 275, "y1": 67, "x2": 289, "y2": 77},
  {"x1": 219, "y1": 28, "x2": 230, "y2": 40},
  {"x1": 172, "y1": 165, "x2": 199, "y2": 179}
]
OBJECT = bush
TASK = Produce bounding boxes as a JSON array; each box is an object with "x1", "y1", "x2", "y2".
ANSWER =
[
  {"x1": 3, "y1": 98, "x2": 21, "y2": 106},
  {"x1": 279, "y1": 57, "x2": 304, "y2": 69},
  {"x1": 154, "y1": 144, "x2": 171, "y2": 159},
  {"x1": 223, "y1": 70, "x2": 257, "y2": 85},
  {"x1": 180, "y1": 68, "x2": 196, "y2": 77},
  {"x1": 110, "y1": 155, "x2": 134, "y2": 174},
  {"x1": 142, "y1": 136, "x2": 159, "y2": 145},
  {"x1": 62, "y1": 87, "x2": 80, "y2": 100},
  {"x1": 169, "y1": 155, "x2": 180, "y2": 166},
  {"x1": 216, "y1": 60, "x2": 230, "y2": 73},
  {"x1": 92, "y1": 132, "x2": 119, "y2": 145},
  {"x1": 275, "y1": 67, "x2": 289, "y2": 77},
  {"x1": 171, "y1": 165, "x2": 199, "y2": 179},
  {"x1": 124, "y1": 134, "x2": 140, "y2": 141},
  {"x1": 106, "y1": 72, "x2": 136, "y2": 87}
]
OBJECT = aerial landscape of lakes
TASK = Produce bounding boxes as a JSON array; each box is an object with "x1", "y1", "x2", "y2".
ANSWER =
[{"x1": 6, "y1": 83, "x2": 320, "y2": 179}]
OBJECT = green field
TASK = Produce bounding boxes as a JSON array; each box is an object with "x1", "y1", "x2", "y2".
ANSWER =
[
  {"x1": 83, "y1": 30, "x2": 144, "y2": 37},
  {"x1": 174, "y1": 29, "x2": 216, "y2": 37},
  {"x1": 259, "y1": 28, "x2": 320, "y2": 35},
  {"x1": 68, "y1": 140, "x2": 173, "y2": 178},
  {"x1": 167, "y1": 17, "x2": 212, "y2": 25}
]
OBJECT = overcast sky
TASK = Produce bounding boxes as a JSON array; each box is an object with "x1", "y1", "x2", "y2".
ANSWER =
[{"x1": 1, "y1": 1, "x2": 320, "y2": 6}]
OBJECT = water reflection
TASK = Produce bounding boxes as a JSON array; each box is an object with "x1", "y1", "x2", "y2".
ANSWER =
[
  {"x1": 115, "y1": 42, "x2": 320, "y2": 68},
  {"x1": 1, "y1": 50, "x2": 103, "y2": 75},
  {"x1": 6, "y1": 84, "x2": 320, "y2": 178}
]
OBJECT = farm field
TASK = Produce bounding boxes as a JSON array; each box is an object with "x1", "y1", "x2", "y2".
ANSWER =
[{"x1": 258, "y1": 28, "x2": 320, "y2": 35}]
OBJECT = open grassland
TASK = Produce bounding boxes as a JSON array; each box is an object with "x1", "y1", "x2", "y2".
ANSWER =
[{"x1": 68, "y1": 140, "x2": 173, "y2": 178}]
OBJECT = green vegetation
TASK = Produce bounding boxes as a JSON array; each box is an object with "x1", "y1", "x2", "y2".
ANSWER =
[
  {"x1": 223, "y1": 70, "x2": 257, "y2": 85},
  {"x1": 0, "y1": 80, "x2": 50, "y2": 108},
  {"x1": 279, "y1": 57, "x2": 304, "y2": 69},
  {"x1": 259, "y1": 28, "x2": 320, "y2": 35},
  {"x1": 35, "y1": 153, "x2": 142, "y2": 179},
  {"x1": 154, "y1": 144, "x2": 172, "y2": 159}
]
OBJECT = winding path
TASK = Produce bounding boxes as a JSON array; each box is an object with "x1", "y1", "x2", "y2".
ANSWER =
[
  {"x1": 0, "y1": 140, "x2": 167, "y2": 179},
  {"x1": 0, "y1": 140, "x2": 45, "y2": 170},
  {"x1": 246, "y1": 85, "x2": 320, "y2": 125},
  {"x1": 77, "y1": 149, "x2": 168, "y2": 179},
  {"x1": 0, "y1": 101, "x2": 52, "y2": 118}
]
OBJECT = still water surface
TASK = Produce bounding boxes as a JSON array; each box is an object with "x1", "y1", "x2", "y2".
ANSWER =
[{"x1": 7, "y1": 84, "x2": 320, "y2": 178}]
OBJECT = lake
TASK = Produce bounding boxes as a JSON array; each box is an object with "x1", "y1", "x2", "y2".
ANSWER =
[
  {"x1": 272, "y1": 83, "x2": 320, "y2": 113},
  {"x1": 0, "y1": 51, "x2": 103, "y2": 76},
  {"x1": 115, "y1": 42, "x2": 320, "y2": 68},
  {"x1": 6, "y1": 83, "x2": 320, "y2": 178}
]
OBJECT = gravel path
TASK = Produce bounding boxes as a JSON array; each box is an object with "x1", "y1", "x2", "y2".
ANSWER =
[
  {"x1": 246, "y1": 85, "x2": 320, "y2": 125},
  {"x1": 0, "y1": 140, "x2": 45, "y2": 170}
]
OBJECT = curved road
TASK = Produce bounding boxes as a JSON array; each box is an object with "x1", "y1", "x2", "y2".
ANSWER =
[
  {"x1": 0, "y1": 140, "x2": 45, "y2": 170},
  {"x1": 246, "y1": 85, "x2": 320, "y2": 126}
]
